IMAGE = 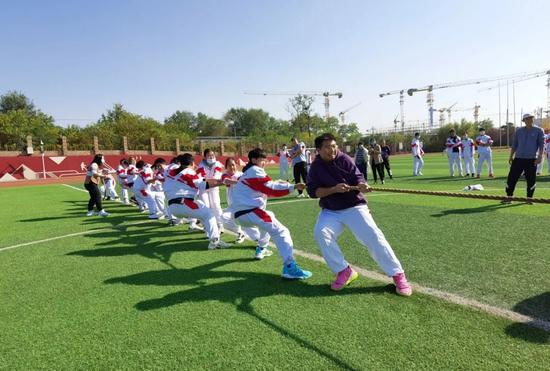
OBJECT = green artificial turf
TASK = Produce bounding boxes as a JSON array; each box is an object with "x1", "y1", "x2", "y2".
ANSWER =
[{"x1": 0, "y1": 158, "x2": 549, "y2": 369}]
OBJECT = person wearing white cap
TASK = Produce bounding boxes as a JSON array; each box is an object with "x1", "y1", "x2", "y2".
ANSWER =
[
  {"x1": 502, "y1": 113, "x2": 545, "y2": 204},
  {"x1": 475, "y1": 127, "x2": 494, "y2": 178}
]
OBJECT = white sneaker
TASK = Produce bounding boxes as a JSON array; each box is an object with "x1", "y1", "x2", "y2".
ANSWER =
[
  {"x1": 254, "y1": 247, "x2": 273, "y2": 260},
  {"x1": 86, "y1": 210, "x2": 95, "y2": 217},
  {"x1": 98, "y1": 210, "x2": 109, "y2": 217},
  {"x1": 188, "y1": 222, "x2": 204, "y2": 231},
  {"x1": 235, "y1": 232, "x2": 246, "y2": 244},
  {"x1": 123, "y1": 200, "x2": 130, "y2": 205},
  {"x1": 208, "y1": 238, "x2": 232, "y2": 250}
]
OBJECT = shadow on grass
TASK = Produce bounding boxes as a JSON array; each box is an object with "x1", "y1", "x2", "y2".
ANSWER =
[
  {"x1": 68, "y1": 230, "x2": 249, "y2": 269},
  {"x1": 430, "y1": 202, "x2": 522, "y2": 217},
  {"x1": 106, "y1": 257, "x2": 393, "y2": 371},
  {"x1": 505, "y1": 292, "x2": 550, "y2": 344}
]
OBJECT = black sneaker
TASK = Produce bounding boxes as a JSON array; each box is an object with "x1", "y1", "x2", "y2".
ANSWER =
[{"x1": 500, "y1": 198, "x2": 512, "y2": 204}]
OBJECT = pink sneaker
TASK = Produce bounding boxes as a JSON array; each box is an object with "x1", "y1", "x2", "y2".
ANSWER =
[
  {"x1": 392, "y1": 272, "x2": 412, "y2": 296},
  {"x1": 331, "y1": 266, "x2": 359, "y2": 291}
]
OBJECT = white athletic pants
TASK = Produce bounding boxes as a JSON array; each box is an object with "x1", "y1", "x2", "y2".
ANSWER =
[
  {"x1": 136, "y1": 190, "x2": 158, "y2": 215},
  {"x1": 463, "y1": 155, "x2": 475, "y2": 175},
  {"x1": 314, "y1": 204, "x2": 404, "y2": 276},
  {"x1": 413, "y1": 157, "x2": 424, "y2": 175},
  {"x1": 235, "y1": 209, "x2": 294, "y2": 265},
  {"x1": 104, "y1": 181, "x2": 118, "y2": 199},
  {"x1": 121, "y1": 187, "x2": 129, "y2": 203},
  {"x1": 477, "y1": 152, "x2": 493, "y2": 175},
  {"x1": 150, "y1": 191, "x2": 166, "y2": 216},
  {"x1": 279, "y1": 162, "x2": 289, "y2": 180},
  {"x1": 169, "y1": 199, "x2": 219, "y2": 240},
  {"x1": 198, "y1": 188, "x2": 223, "y2": 226},
  {"x1": 536, "y1": 153, "x2": 549, "y2": 174},
  {"x1": 221, "y1": 210, "x2": 261, "y2": 241},
  {"x1": 448, "y1": 153, "x2": 463, "y2": 176}
]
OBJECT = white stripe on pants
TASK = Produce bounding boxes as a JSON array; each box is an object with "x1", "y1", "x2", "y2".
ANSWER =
[
  {"x1": 169, "y1": 199, "x2": 219, "y2": 240},
  {"x1": 463, "y1": 155, "x2": 475, "y2": 175},
  {"x1": 448, "y1": 152, "x2": 462, "y2": 176},
  {"x1": 413, "y1": 157, "x2": 423, "y2": 175},
  {"x1": 235, "y1": 209, "x2": 294, "y2": 265},
  {"x1": 314, "y1": 204, "x2": 403, "y2": 276},
  {"x1": 477, "y1": 152, "x2": 493, "y2": 175},
  {"x1": 198, "y1": 188, "x2": 223, "y2": 227}
]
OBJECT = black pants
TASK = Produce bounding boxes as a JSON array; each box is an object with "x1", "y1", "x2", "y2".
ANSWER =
[
  {"x1": 382, "y1": 157, "x2": 392, "y2": 178},
  {"x1": 370, "y1": 160, "x2": 384, "y2": 182},
  {"x1": 505, "y1": 158, "x2": 537, "y2": 197},
  {"x1": 85, "y1": 182, "x2": 103, "y2": 211},
  {"x1": 356, "y1": 162, "x2": 367, "y2": 182},
  {"x1": 293, "y1": 161, "x2": 308, "y2": 194}
]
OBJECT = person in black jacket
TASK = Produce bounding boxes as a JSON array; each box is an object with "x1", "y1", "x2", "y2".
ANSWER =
[{"x1": 380, "y1": 140, "x2": 393, "y2": 179}]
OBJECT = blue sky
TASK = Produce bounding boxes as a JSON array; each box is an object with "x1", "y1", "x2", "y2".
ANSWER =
[{"x1": 1, "y1": 0, "x2": 549, "y2": 132}]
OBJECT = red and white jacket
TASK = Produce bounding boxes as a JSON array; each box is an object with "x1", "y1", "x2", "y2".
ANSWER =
[
  {"x1": 116, "y1": 165, "x2": 128, "y2": 186},
  {"x1": 126, "y1": 164, "x2": 139, "y2": 185},
  {"x1": 228, "y1": 165, "x2": 295, "y2": 213},
  {"x1": 221, "y1": 170, "x2": 242, "y2": 205},
  {"x1": 163, "y1": 166, "x2": 208, "y2": 201},
  {"x1": 197, "y1": 160, "x2": 224, "y2": 180},
  {"x1": 133, "y1": 165, "x2": 154, "y2": 196},
  {"x1": 476, "y1": 134, "x2": 493, "y2": 155},
  {"x1": 411, "y1": 138, "x2": 423, "y2": 157},
  {"x1": 544, "y1": 133, "x2": 550, "y2": 154},
  {"x1": 461, "y1": 138, "x2": 475, "y2": 157},
  {"x1": 151, "y1": 167, "x2": 166, "y2": 192}
]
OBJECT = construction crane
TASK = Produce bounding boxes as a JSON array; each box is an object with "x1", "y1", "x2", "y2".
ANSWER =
[
  {"x1": 452, "y1": 104, "x2": 481, "y2": 123},
  {"x1": 244, "y1": 91, "x2": 343, "y2": 119},
  {"x1": 393, "y1": 114, "x2": 400, "y2": 131},
  {"x1": 338, "y1": 102, "x2": 362, "y2": 124},
  {"x1": 406, "y1": 69, "x2": 550, "y2": 129},
  {"x1": 379, "y1": 89, "x2": 406, "y2": 132},
  {"x1": 437, "y1": 102, "x2": 458, "y2": 126}
]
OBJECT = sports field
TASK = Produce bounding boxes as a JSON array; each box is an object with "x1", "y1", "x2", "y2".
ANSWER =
[{"x1": 1, "y1": 150, "x2": 549, "y2": 370}]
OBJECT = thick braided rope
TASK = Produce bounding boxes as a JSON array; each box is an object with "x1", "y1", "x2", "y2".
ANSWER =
[{"x1": 369, "y1": 187, "x2": 550, "y2": 204}]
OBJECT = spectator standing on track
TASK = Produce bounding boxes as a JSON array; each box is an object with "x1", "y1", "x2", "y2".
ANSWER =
[
  {"x1": 84, "y1": 154, "x2": 109, "y2": 217},
  {"x1": 354, "y1": 142, "x2": 369, "y2": 181},
  {"x1": 368, "y1": 140, "x2": 385, "y2": 184},
  {"x1": 445, "y1": 128, "x2": 463, "y2": 177},
  {"x1": 289, "y1": 137, "x2": 308, "y2": 197},
  {"x1": 277, "y1": 144, "x2": 290, "y2": 181},
  {"x1": 461, "y1": 132, "x2": 476, "y2": 177},
  {"x1": 380, "y1": 140, "x2": 393, "y2": 179},
  {"x1": 411, "y1": 132, "x2": 424, "y2": 176},
  {"x1": 502, "y1": 113, "x2": 545, "y2": 204}
]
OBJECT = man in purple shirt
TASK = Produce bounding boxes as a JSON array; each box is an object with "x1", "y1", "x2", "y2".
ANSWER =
[{"x1": 306, "y1": 133, "x2": 411, "y2": 295}]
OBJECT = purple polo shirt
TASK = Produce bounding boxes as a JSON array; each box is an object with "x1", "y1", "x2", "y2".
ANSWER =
[{"x1": 306, "y1": 151, "x2": 367, "y2": 210}]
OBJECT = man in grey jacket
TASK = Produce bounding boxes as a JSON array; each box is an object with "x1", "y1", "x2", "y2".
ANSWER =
[{"x1": 502, "y1": 113, "x2": 545, "y2": 204}]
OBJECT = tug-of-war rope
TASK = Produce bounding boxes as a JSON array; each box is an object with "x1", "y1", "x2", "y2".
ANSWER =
[{"x1": 368, "y1": 187, "x2": 550, "y2": 204}]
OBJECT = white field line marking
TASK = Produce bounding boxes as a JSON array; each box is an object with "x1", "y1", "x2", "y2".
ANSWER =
[
  {"x1": 0, "y1": 220, "x2": 153, "y2": 253},
  {"x1": 62, "y1": 183, "x2": 87, "y2": 193}
]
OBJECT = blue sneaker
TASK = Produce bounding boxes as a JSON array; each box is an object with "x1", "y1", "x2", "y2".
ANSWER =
[
  {"x1": 254, "y1": 247, "x2": 273, "y2": 260},
  {"x1": 282, "y1": 261, "x2": 312, "y2": 280}
]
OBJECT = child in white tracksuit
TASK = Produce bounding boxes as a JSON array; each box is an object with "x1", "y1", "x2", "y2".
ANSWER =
[
  {"x1": 446, "y1": 129, "x2": 463, "y2": 177},
  {"x1": 164, "y1": 153, "x2": 230, "y2": 250},
  {"x1": 475, "y1": 128, "x2": 494, "y2": 178},
  {"x1": 133, "y1": 161, "x2": 159, "y2": 219},
  {"x1": 102, "y1": 168, "x2": 119, "y2": 200},
  {"x1": 197, "y1": 150, "x2": 224, "y2": 231},
  {"x1": 411, "y1": 133, "x2": 424, "y2": 176},
  {"x1": 277, "y1": 145, "x2": 290, "y2": 180},
  {"x1": 221, "y1": 158, "x2": 261, "y2": 244},
  {"x1": 116, "y1": 159, "x2": 130, "y2": 204},
  {"x1": 229, "y1": 148, "x2": 312, "y2": 280},
  {"x1": 306, "y1": 133, "x2": 411, "y2": 295}
]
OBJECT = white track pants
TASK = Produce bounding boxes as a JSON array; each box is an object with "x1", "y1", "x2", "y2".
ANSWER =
[
  {"x1": 477, "y1": 152, "x2": 493, "y2": 176},
  {"x1": 104, "y1": 181, "x2": 118, "y2": 199},
  {"x1": 198, "y1": 188, "x2": 223, "y2": 226},
  {"x1": 235, "y1": 209, "x2": 294, "y2": 265},
  {"x1": 169, "y1": 199, "x2": 219, "y2": 240},
  {"x1": 536, "y1": 153, "x2": 549, "y2": 174},
  {"x1": 463, "y1": 155, "x2": 475, "y2": 175},
  {"x1": 314, "y1": 204, "x2": 404, "y2": 276},
  {"x1": 120, "y1": 187, "x2": 129, "y2": 203},
  {"x1": 413, "y1": 157, "x2": 424, "y2": 175},
  {"x1": 136, "y1": 190, "x2": 158, "y2": 215},
  {"x1": 279, "y1": 162, "x2": 289, "y2": 180},
  {"x1": 221, "y1": 210, "x2": 261, "y2": 241},
  {"x1": 151, "y1": 191, "x2": 166, "y2": 216},
  {"x1": 448, "y1": 153, "x2": 463, "y2": 176}
]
